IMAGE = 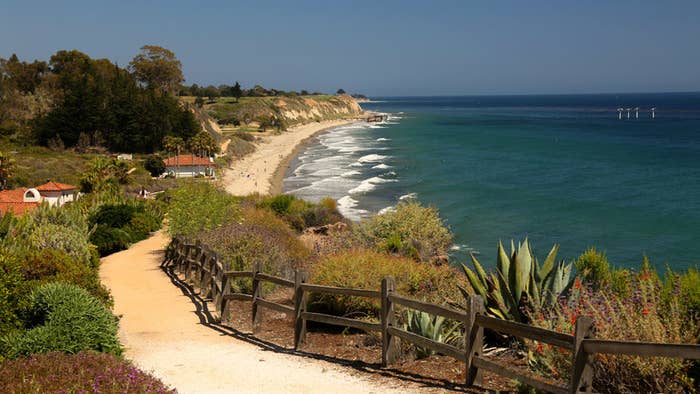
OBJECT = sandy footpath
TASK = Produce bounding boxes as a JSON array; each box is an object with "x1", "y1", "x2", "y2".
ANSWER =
[
  {"x1": 101, "y1": 232, "x2": 417, "y2": 394},
  {"x1": 222, "y1": 119, "x2": 356, "y2": 196}
]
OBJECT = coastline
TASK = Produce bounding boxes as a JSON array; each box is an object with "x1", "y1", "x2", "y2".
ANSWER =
[{"x1": 222, "y1": 118, "x2": 360, "y2": 196}]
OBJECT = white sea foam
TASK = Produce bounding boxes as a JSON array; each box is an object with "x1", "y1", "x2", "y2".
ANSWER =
[
  {"x1": 337, "y1": 195, "x2": 358, "y2": 209},
  {"x1": 341, "y1": 170, "x2": 361, "y2": 177},
  {"x1": 384, "y1": 171, "x2": 397, "y2": 177},
  {"x1": 358, "y1": 154, "x2": 388, "y2": 163},
  {"x1": 399, "y1": 192, "x2": 418, "y2": 200},
  {"x1": 349, "y1": 176, "x2": 397, "y2": 194},
  {"x1": 376, "y1": 138, "x2": 391, "y2": 142},
  {"x1": 371, "y1": 163, "x2": 391, "y2": 169},
  {"x1": 378, "y1": 206, "x2": 396, "y2": 215}
]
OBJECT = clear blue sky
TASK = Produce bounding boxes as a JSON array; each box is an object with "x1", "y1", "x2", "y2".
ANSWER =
[{"x1": 2, "y1": 0, "x2": 699, "y2": 96}]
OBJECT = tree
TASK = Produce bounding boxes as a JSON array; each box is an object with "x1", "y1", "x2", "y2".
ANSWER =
[
  {"x1": 232, "y1": 81, "x2": 242, "y2": 102},
  {"x1": 336, "y1": 88, "x2": 346, "y2": 95},
  {"x1": 194, "y1": 96, "x2": 204, "y2": 108},
  {"x1": 162, "y1": 136, "x2": 185, "y2": 177},
  {"x1": 143, "y1": 155, "x2": 166, "y2": 177},
  {"x1": 0, "y1": 151, "x2": 15, "y2": 190},
  {"x1": 128, "y1": 45, "x2": 184, "y2": 94}
]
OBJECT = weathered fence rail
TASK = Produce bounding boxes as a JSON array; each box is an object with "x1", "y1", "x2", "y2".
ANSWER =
[{"x1": 163, "y1": 236, "x2": 700, "y2": 393}]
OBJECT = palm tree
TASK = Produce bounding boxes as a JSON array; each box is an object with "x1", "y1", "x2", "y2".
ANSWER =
[{"x1": 163, "y1": 136, "x2": 185, "y2": 178}]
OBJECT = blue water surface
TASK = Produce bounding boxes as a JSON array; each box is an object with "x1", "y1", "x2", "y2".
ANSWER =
[{"x1": 284, "y1": 93, "x2": 700, "y2": 270}]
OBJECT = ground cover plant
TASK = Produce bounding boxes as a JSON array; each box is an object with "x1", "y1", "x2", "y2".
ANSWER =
[
  {"x1": 0, "y1": 351, "x2": 176, "y2": 393},
  {"x1": 1, "y1": 283, "x2": 121, "y2": 359}
]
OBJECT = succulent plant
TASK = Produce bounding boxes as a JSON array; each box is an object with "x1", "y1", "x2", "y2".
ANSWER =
[
  {"x1": 460, "y1": 238, "x2": 573, "y2": 322},
  {"x1": 403, "y1": 309, "x2": 462, "y2": 358}
]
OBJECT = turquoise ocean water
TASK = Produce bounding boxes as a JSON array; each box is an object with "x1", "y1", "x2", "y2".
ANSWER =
[{"x1": 283, "y1": 93, "x2": 700, "y2": 270}]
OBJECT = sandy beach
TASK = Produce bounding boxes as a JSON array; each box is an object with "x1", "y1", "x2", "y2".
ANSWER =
[{"x1": 221, "y1": 119, "x2": 358, "y2": 196}]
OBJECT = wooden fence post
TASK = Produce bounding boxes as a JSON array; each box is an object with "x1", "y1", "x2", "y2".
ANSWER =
[
  {"x1": 381, "y1": 277, "x2": 397, "y2": 367},
  {"x1": 570, "y1": 316, "x2": 595, "y2": 393},
  {"x1": 219, "y1": 257, "x2": 231, "y2": 321},
  {"x1": 294, "y1": 269, "x2": 309, "y2": 350},
  {"x1": 251, "y1": 261, "x2": 263, "y2": 333},
  {"x1": 465, "y1": 295, "x2": 484, "y2": 386}
]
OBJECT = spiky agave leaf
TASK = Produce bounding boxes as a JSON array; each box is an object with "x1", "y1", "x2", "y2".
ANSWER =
[
  {"x1": 460, "y1": 264, "x2": 487, "y2": 299},
  {"x1": 512, "y1": 239, "x2": 532, "y2": 306},
  {"x1": 470, "y1": 252, "x2": 489, "y2": 286},
  {"x1": 538, "y1": 244, "x2": 559, "y2": 282},
  {"x1": 496, "y1": 240, "x2": 510, "y2": 278}
]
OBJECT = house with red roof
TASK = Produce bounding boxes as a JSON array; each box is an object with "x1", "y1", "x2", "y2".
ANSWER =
[
  {"x1": 163, "y1": 155, "x2": 216, "y2": 178},
  {"x1": 0, "y1": 181, "x2": 78, "y2": 215}
]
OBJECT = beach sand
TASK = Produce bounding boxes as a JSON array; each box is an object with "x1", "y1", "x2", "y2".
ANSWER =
[{"x1": 221, "y1": 119, "x2": 357, "y2": 196}]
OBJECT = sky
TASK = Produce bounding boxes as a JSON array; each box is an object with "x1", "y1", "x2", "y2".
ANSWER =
[{"x1": 2, "y1": 0, "x2": 699, "y2": 96}]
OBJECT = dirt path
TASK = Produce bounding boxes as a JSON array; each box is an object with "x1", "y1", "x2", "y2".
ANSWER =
[{"x1": 100, "y1": 232, "x2": 418, "y2": 394}]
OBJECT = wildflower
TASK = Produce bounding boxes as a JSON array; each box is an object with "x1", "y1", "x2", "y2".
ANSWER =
[{"x1": 574, "y1": 278, "x2": 582, "y2": 290}]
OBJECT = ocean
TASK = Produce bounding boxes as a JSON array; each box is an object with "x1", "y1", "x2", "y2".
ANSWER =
[{"x1": 282, "y1": 93, "x2": 700, "y2": 270}]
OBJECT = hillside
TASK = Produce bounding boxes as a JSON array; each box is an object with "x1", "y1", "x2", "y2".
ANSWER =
[{"x1": 185, "y1": 94, "x2": 364, "y2": 133}]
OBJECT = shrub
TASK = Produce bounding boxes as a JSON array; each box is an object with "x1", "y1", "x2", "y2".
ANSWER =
[
  {"x1": 197, "y1": 207, "x2": 310, "y2": 291},
  {"x1": 26, "y1": 223, "x2": 93, "y2": 265},
  {"x1": 90, "y1": 225, "x2": 132, "y2": 256},
  {"x1": 20, "y1": 249, "x2": 111, "y2": 306},
  {"x1": 527, "y1": 267, "x2": 697, "y2": 392},
  {"x1": 2, "y1": 283, "x2": 122, "y2": 359},
  {"x1": 308, "y1": 250, "x2": 466, "y2": 317},
  {"x1": 124, "y1": 211, "x2": 161, "y2": 240},
  {"x1": 144, "y1": 154, "x2": 167, "y2": 177},
  {"x1": 0, "y1": 351, "x2": 176, "y2": 393},
  {"x1": 0, "y1": 251, "x2": 26, "y2": 336},
  {"x1": 256, "y1": 194, "x2": 345, "y2": 232},
  {"x1": 574, "y1": 247, "x2": 612, "y2": 289},
  {"x1": 357, "y1": 200, "x2": 452, "y2": 261},
  {"x1": 89, "y1": 203, "x2": 137, "y2": 229},
  {"x1": 166, "y1": 181, "x2": 239, "y2": 237}
]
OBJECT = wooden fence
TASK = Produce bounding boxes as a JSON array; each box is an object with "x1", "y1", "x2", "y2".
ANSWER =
[{"x1": 163, "y1": 236, "x2": 700, "y2": 393}]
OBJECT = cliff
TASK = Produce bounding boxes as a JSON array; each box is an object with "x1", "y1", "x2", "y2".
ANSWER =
[{"x1": 200, "y1": 94, "x2": 364, "y2": 132}]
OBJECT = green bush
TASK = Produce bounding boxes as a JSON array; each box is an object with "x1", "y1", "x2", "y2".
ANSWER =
[
  {"x1": 0, "y1": 251, "x2": 27, "y2": 336},
  {"x1": 357, "y1": 200, "x2": 452, "y2": 261},
  {"x1": 90, "y1": 225, "x2": 132, "y2": 256},
  {"x1": 20, "y1": 249, "x2": 111, "y2": 306},
  {"x1": 88, "y1": 202, "x2": 162, "y2": 256},
  {"x1": 574, "y1": 247, "x2": 612, "y2": 289},
  {"x1": 124, "y1": 211, "x2": 160, "y2": 240},
  {"x1": 2, "y1": 283, "x2": 121, "y2": 359},
  {"x1": 143, "y1": 154, "x2": 166, "y2": 177},
  {"x1": 89, "y1": 203, "x2": 137, "y2": 229},
  {"x1": 197, "y1": 207, "x2": 310, "y2": 292},
  {"x1": 0, "y1": 351, "x2": 176, "y2": 393},
  {"x1": 26, "y1": 223, "x2": 93, "y2": 265},
  {"x1": 256, "y1": 194, "x2": 345, "y2": 232},
  {"x1": 166, "y1": 181, "x2": 239, "y2": 237},
  {"x1": 308, "y1": 250, "x2": 466, "y2": 317}
]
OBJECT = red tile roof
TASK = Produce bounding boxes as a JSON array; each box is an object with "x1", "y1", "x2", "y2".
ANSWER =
[
  {"x1": 0, "y1": 201, "x2": 39, "y2": 215},
  {"x1": 35, "y1": 181, "x2": 77, "y2": 192},
  {"x1": 163, "y1": 155, "x2": 216, "y2": 167},
  {"x1": 0, "y1": 188, "x2": 28, "y2": 202},
  {"x1": 0, "y1": 188, "x2": 38, "y2": 215}
]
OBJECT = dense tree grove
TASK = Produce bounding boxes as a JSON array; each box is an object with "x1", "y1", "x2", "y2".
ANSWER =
[
  {"x1": 178, "y1": 83, "x2": 325, "y2": 98},
  {"x1": 0, "y1": 47, "x2": 199, "y2": 153}
]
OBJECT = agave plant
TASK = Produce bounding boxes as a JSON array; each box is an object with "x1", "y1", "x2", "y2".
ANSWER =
[
  {"x1": 403, "y1": 309, "x2": 462, "y2": 358},
  {"x1": 460, "y1": 238, "x2": 573, "y2": 323}
]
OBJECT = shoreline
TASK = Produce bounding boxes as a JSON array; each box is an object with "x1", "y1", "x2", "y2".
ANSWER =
[{"x1": 222, "y1": 118, "x2": 360, "y2": 196}]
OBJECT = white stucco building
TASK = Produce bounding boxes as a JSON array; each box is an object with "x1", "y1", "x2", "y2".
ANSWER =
[{"x1": 163, "y1": 155, "x2": 217, "y2": 178}]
